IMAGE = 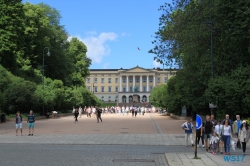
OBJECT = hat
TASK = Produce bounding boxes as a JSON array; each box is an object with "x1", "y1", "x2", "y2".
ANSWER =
[{"x1": 242, "y1": 121, "x2": 246, "y2": 124}]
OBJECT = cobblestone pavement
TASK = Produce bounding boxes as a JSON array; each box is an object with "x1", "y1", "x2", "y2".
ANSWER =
[{"x1": 0, "y1": 144, "x2": 195, "y2": 166}]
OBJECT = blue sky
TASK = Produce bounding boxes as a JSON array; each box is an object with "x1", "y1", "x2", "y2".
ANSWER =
[{"x1": 24, "y1": 0, "x2": 171, "y2": 69}]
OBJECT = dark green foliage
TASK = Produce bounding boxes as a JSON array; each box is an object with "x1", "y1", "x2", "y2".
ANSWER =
[
  {"x1": 150, "y1": 0, "x2": 250, "y2": 117},
  {"x1": 0, "y1": 2, "x2": 99, "y2": 115}
]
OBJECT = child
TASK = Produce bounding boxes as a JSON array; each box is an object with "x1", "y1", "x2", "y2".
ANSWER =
[{"x1": 210, "y1": 132, "x2": 219, "y2": 155}]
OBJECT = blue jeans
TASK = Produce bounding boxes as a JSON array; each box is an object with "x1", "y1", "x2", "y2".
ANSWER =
[{"x1": 223, "y1": 135, "x2": 230, "y2": 153}]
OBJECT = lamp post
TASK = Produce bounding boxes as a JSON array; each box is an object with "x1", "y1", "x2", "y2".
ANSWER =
[{"x1": 42, "y1": 47, "x2": 50, "y2": 115}]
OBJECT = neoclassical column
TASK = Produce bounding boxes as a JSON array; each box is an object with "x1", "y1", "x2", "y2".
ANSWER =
[
  {"x1": 140, "y1": 75, "x2": 142, "y2": 92},
  {"x1": 120, "y1": 76, "x2": 122, "y2": 92},
  {"x1": 133, "y1": 75, "x2": 135, "y2": 88},
  {"x1": 153, "y1": 75, "x2": 155, "y2": 87},
  {"x1": 147, "y1": 75, "x2": 149, "y2": 92},
  {"x1": 126, "y1": 76, "x2": 129, "y2": 92}
]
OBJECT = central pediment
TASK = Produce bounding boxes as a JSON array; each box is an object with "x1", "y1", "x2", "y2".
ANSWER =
[{"x1": 119, "y1": 66, "x2": 154, "y2": 73}]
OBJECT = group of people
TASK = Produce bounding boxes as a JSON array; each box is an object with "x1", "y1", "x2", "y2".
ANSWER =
[
  {"x1": 15, "y1": 110, "x2": 35, "y2": 136},
  {"x1": 182, "y1": 114, "x2": 250, "y2": 155},
  {"x1": 72, "y1": 106, "x2": 102, "y2": 123}
]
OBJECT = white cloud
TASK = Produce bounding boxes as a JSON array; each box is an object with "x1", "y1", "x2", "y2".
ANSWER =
[
  {"x1": 153, "y1": 60, "x2": 161, "y2": 68},
  {"x1": 103, "y1": 63, "x2": 109, "y2": 69},
  {"x1": 72, "y1": 32, "x2": 118, "y2": 64}
]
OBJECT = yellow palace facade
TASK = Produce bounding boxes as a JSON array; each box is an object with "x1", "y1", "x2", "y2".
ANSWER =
[{"x1": 85, "y1": 66, "x2": 176, "y2": 103}]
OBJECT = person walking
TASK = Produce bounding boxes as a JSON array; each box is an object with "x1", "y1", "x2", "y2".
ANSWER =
[
  {"x1": 79, "y1": 106, "x2": 82, "y2": 118},
  {"x1": 201, "y1": 115, "x2": 213, "y2": 152},
  {"x1": 238, "y1": 121, "x2": 250, "y2": 155},
  {"x1": 134, "y1": 107, "x2": 138, "y2": 117},
  {"x1": 74, "y1": 109, "x2": 79, "y2": 123},
  {"x1": 214, "y1": 120, "x2": 223, "y2": 154},
  {"x1": 197, "y1": 128, "x2": 204, "y2": 148},
  {"x1": 87, "y1": 106, "x2": 91, "y2": 118},
  {"x1": 91, "y1": 106, "x2": 96, "y2": 118},
  {"x1": 126, "y1": 106, "x2": 129, "y2": 116},
  {"x1": 27, "y1": 110, "x2": 35, "y2": 136},
  {"x1": 15, "y1": 111, "x2": 23, "y2": 136},
  {"x1": 122, "y1": 106, "x2": 125, "y2": 116},
  {"x1": 221, "y1": 119, "x2": 232, "y2": 155},
  {"x1": 96, "y1": 107, "x2": 102, "y2": 123},
  {"x1": 182, "y1": 119, "x2": 194, "y2": 146},
  {"x1": 210, "y1": 114, "x2": 217, "y2": 129},
  {"x1": 131, "y1": 107, "x2": 135, "y2": 117},
  {"x1": 233, "y1": 115, "x2": 242, "y2": 149}
]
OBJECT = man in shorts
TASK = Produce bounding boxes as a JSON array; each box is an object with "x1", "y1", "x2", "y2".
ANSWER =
[
  {"x1": 27, "y1": 110, "x2": 35, "y2": 136},
  {"x1": 201, "y1": 115, "x2": 213, "y2": 152},
  {"x1": 15, "y1": 111, "x2": 23, "y2": 136}
]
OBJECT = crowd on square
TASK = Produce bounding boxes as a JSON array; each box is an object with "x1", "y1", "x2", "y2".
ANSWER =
[{"x1": 182, "y1": 114, "x2": 250, "y2": 156}]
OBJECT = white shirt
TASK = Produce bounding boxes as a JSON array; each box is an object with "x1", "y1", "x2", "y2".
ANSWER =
[
  {"x1": 214, "y1": 124, "x2": 223, "y2": 136},
  {"x1": 210, "y1": 136, "x2": 219, "y2": 144},
  {"x1": 223, "y1": 126, "x2": 231, "y2": 135},
  {"x1": 92, "y1": 108, "x2": 96, "y2": 113},
  {"x1": 88, "y1": 108, "x2": 91, "y2": 113}
]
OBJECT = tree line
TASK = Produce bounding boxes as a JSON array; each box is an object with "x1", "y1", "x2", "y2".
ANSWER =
[
  {"x1": 0, "y1": 0, "x2": 101, "y2": 115},
  {"x1": 149, "y1": 0, "x2": 250, "y2": 119}
]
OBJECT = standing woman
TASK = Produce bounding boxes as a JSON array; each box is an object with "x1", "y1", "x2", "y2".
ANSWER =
[
  {"x1": 238, "y1": 121, "x2": 250, "y2": 154},
  {"x1": 221, "y1": 119, "x2": 232, "y2": 155}
]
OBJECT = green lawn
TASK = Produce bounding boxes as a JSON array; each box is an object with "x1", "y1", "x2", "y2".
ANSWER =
[{"x1": 100, "y1": 103, "x2": 117, "y2": 107}]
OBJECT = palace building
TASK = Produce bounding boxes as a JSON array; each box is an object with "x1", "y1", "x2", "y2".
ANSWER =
[{"x1": 85, "y1": 66, "x2": 176, "y2": 104}]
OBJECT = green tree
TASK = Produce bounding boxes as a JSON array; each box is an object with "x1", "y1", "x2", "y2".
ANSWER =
[{"x1": 0, "y1": 0, "x2": 25, "y2": 72}]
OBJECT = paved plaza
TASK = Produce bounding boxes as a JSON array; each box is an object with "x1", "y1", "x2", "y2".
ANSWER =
[{"x1": 0, "y1": 113, "x2": 249, "y2": 165}]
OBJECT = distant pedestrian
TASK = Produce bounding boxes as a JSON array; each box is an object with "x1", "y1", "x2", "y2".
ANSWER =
[
  {"x1": 87, "y1": 106, "x2": 91, "y2": 118},
  {"x1": 126, "y1": 106, "x2": 129, "y2": 116},
  {"x1": 79, "y1": 106, "x2": 82, "y2": 118},
  {"x1": 181, "y1": 119, "x2": 194, "y2": 146},
  {"x1": 210, "y1": 132, "x2": 219, "y2": 155},
  {"x1": 15, "y1": 111, "x2": 22, "y2": 136},
  {"x1": 238, "y1": 121, "x2": 250, "y2": 154},
  {"x1": 74, "y1": 109, "x2": 79, "y2": 123},
  {"x1": 27, "y1": 110, "x2": 35, "y2": 136},
  {"x1": 131, "y1": 107, "x2": 134, "y2": 117},
  {"x1": 92, "y1": 106, "x2": 96, "y2": 118},
  {"x1": 96, "y1": 107, "x2": 102, "y2": 123},
  {"x1": 134, "y1": 107, "x2": 138, "y2": 117}
]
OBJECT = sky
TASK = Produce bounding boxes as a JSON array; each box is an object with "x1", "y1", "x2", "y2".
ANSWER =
[{"x1": 24, "y1": 0, "x2": 171, "y2": 69}]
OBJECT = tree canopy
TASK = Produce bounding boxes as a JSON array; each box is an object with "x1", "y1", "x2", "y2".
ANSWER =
[
  {"x1": 0, "y1": 1, "x2": 100, "y2": 115},
  {"x1": 150, "y1": 0, "x2": 250, "y2": 119}
]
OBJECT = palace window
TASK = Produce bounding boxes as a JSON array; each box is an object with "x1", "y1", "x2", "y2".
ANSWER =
[
  {"x1": 149, "y1": 78, "x2": 152, "y2": 82},
  {"x1": 94, "y1": 78, "x2": 97, "y2": 83},
  {"x1": 143, "y1": 78, "x2": 146, "y2": 82},
  {"x1": 115, "y1": 86, "x2": 118, "y2": 92},
  {"x1": 136, "y1": 78, "x2": 139, "y2": 82},
  {"x1": 108, "y1": 96, "x2": 111, "y2": 101},
  {"x1": 115, "y1": 78, "x2": 118, "y2": 83},
  {"x1": 150, "y1": 86, "x2": 153, "y2": 91},
  {"x1": 164, "y1": 77, "x2": 168, "y2": 83},
  {"x1": 87, "y1": 86, "x2": 90, "y2": 91},
  {"x1": 108, "y1": 86, "x2": 111, "y2": 92},
  {"x1": 94, "y1": 86, "x2": 97, "y2": 92},
  {"x1": 130, "y1": 78, "x2": 133, "y2": 82},
  {"x1": 123, "y1": 87, "x2": 126, "y2": 92},
  {"x1": 108, "y1": 78, "x2": 111, "y2": 83},
  {"x1": 87, "y1": 78, "x2": 90, "y2": 83},
  {"x1": 143, "y1": 86, "x2": 146, "y2": 92},
  {"x1": 101, "y1": 96, "x2": 104, "y2": 101},
  {"x1": 101, "y1": 78, "x2": 104, "y2": 83},
  {"x1": 101, "y1": 86, "x2": 104, "y2": 92},
  {"x1": 130, "y1": 86, "x2": 133, "y2": 92},
  {"x1": 123, "y1": 78, "x2": 126, "y2": 83},
  {"x1": 158, "y1": 78, "x2": 161, "y2": 83}
]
